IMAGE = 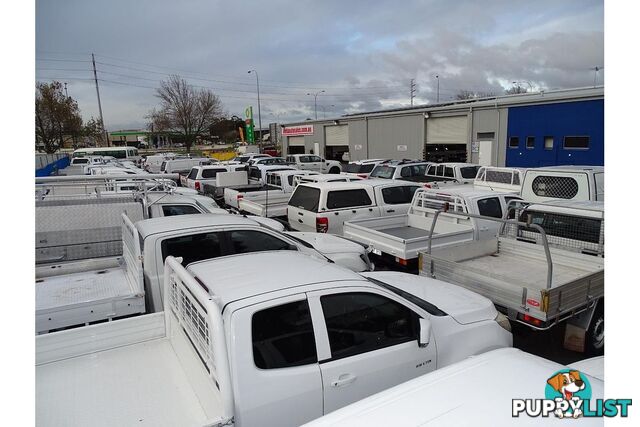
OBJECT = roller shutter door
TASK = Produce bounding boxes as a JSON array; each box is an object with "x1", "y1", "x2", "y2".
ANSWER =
[
  {"x1": 325, "y1": 125, "x2": 349, "y2": 146},
  {"x1": 426, "y1": 116, "x2": 468, "y2": 145},
  {"x1": 288, "y1": 136, "x2": 305, "y2": 146}
]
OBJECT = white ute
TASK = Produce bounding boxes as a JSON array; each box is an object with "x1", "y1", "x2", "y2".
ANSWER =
[
  {"x1": 286, "y1": 154, "x2": 343, "y2": 173},
  {"x1": 36, "y1": 251, "x2": 512, "y2": 427},
  {"x1": 521, "y1": 166, "x2": 604, "y2": 203}
]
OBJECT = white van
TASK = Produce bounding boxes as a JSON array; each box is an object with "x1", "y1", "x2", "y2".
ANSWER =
[
  {"x1": 160, "y1": 157, "x2": 212, "y2": 175},
  {"x1": 287, "y1": 180, "x2": 421, "y2": 235},
  {"x1": 521, "y1": 166, "x2": 604, "y2": 203}
]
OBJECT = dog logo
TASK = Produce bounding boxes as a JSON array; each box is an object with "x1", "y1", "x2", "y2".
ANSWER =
[{"x1": 546, "y1": 370, "x2": 589, "y2": 418}]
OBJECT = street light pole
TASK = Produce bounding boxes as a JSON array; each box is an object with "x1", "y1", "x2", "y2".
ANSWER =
[
  {"x1": 306, "y1": 90, "x2": 325, "y2": 120},
  {"x1": 248, "y1": 70, "x2": 262, "y2": 143}
]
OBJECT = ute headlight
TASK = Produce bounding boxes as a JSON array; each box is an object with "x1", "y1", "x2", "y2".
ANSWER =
[{"x1": 495, "y1": 312, "x2": 512, "y2": 332}]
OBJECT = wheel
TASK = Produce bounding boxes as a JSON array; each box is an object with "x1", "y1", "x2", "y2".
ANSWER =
[
  {"x1": 586, "y1": 302, "x2": 604, "y2": 355},
  {"x1": 329, "y1": 167, "x2": 340, "y2": 174}
]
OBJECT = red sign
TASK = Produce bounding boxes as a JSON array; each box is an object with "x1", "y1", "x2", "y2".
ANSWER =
[
  {"x1": 526, "y1": 298, "x2": 540, "y2": 307},
  {"x1": 283, "y1": 125, "x2": 314, "y2": 136}
]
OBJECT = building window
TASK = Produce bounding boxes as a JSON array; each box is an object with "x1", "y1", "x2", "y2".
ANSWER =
[
  {"x1": 509, "y1": 136, "x2": 519, "y2": 148},
  {"x1": 526, "y1": 136, "x2": 535, "y2": 149},
  {"x1": 544, "y1": 136, "x2": 554, "y2": 150},
  {"x1": 477, "y1": 132, "x2": 495, "y2": 140},
  {"x1": 563, "y1": 136, "x2": 590, "y2": 150}
]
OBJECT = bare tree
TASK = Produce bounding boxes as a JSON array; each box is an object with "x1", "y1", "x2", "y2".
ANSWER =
[
  {"x1": 35, "y1": 81, "x2": 83, "y2": 153},
  {"x1": 455, "y1": 90, "x2": 496, "y2": 100},
  {"x1": 505, "y1": 85, "x2": 528, "y2": 95},
  {"x1": 148, "y1": 75, "x2": 223, "y2": 152}
]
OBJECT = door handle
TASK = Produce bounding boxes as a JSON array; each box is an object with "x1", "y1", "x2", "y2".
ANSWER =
[
  {"x1": 298, "y1": 219, "x2": 303, "y2": 223},
  {"x1": 331, "y1": 373, "x2": 357, "y2": 387},
  {"x1": 352, "y1": 210, "x2": 357, "y2": 213},
  {"x1": 387, "y1": 209, "x2": 395, "y2": 213},
  {"x1": 298, "y1": 212, "x2": 304, "y2": 216}
]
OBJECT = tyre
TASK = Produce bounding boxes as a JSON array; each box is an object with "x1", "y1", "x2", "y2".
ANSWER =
[
  {"x1": 586, "y1": 302, "x2": 604, "y2": 355},
  {"x1": 329, "y1": 167, "x2": 340, "y2": 174}
]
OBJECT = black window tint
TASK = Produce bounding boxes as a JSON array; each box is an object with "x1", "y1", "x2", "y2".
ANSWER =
[
  {"x1": 162, "y1": 205, "x2": 202, "y2": 216},
  {"x1": 360, "y1": 163, "x2": 375, "y2": 173},
  {"x1": 427, "y1": 165, "x2": 437, "y2": 175},
  {"x1": 160, "y1": 161, "x2": 167, "y2": 171},
  {"x1": 187, "y1": 168, "x2": 198, "y2": 180},
  {"x1": 436, "y1": 165, "x2": 444, "y2": 176},
  {"x1": 444, "y1": 167, "x2": 454, "y2": 178},
  {"x1": 252, "y1": 300, "x2": 318, "y2": 369},
  {"x1": 476, "y1": 197, "x2": 503, "y2": 218},
  {"x1": 400, "y1": 167, "x2": 411, "y2": 178},
  {"x1": 460, "y1": 166, "x2": 480, "y2": 179},
  {"x1": 326, "y1": 189, "x2": 372, "y2": 209},
  {"x1": 519, "y1": 211, "x2": 602, "y2": 244},
  {"x1": 289, "y1": 186, "x2": 320, "y2": 212},
  {"x1": 287, "y1": 175, "x2": 294, "y2": 186},
  {"x1": 228, "y1": 230, "x2": 296, "y2": 254},
  {"x1": 321, "y1": 293, "x2": 418, "y2": 360},
  {"x1": 161, "y1": 232, "x2": 223, "y2": 265},
  {"x1": 382, "y1": 186, "x2": 416, "y2": 205},
  {"x1": 564, "y1": 136, "x2": 590, "y2": 149},
  {"x1": 526, "y1": 136, "x2": 535, "y2": 149},
  {"x1": 509, "y1": 136, "x2": 519, "y2": 148},
  {"x1": 202, "y1": 168, "x2": 227, "y2": 178},
  {"x1": 249, "y1": 167, "x2": 262, "y2": 180}
]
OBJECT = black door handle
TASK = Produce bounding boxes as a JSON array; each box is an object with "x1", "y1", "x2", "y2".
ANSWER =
[
  {"x1": 298, "y1": 212, "x2": 304, "y2": 216},
  {"x1": 387, "y1": 209, "x2": 395, "y2": 213},
  {"x1": 352, "y1": 210, "x2": 357, "y2": 213},
  {"x1": 298, "y1": 219, "x2": 303, "y2": 223}
]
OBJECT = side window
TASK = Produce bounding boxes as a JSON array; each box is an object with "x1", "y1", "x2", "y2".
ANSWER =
[
  {"x1": 187, "y1": 168, "x2": 198, "y2": 180},
  {"x1": 504, "y1": 196, "x2": 522, "y2": 219},
  {"x1": 476, "y1": 197, "x2": 503, "y2": 218},
  {"x1": 326, "y1": 189, "x2": 372, "y2": 209},
  {"x1": 436, "y1": 165, "x2": 444, "y2": 176},
  {"x1": 444, "y1": 167, "x2": 454, "y2": 178},
  {"x1": 161, "y1": 205, "x2": 202, "y2": 216},
  {"x1": 228, "y1": 230, "x2": 296, "y2": 254},
  {"x1": 202, "y1": 168, "x2": 227, "y2": 179},
  {"x1": 160, "y1": 232, "x2": 223, "y2": 265},
  {"x1": 320, "y1": 292, "x2": 419, "y2": 360},
  {"x1": 310, "y1": 156, "x2": 322, "y2": 162},
  {"x1": 400, "y1": 167, "x2": 411, "y2": 178},
  {"x1": 382, "y1": 186, "x2": 417, "y2": 205},
  {"x1": 252, "y1": 300, "x2": 318, "y2": 369},
  {"x1": 299, "y1": 156, "x2": 310, "y2": 163},
  {"x1": 427, "y1": 165, "x2": 437, "y2": 175}
]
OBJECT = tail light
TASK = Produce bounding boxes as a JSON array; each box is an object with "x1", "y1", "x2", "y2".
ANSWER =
[
  {"x1": 316, "y1": 217, "x2": 329, "y2": 233},
  {"x1": 520, "y1": 314, "x2": 543, "y2": 327},
  {"x1": 357, "y1": 174, "x2": 368, "y2": 178},
  {"x1": 395, "y1": 257, "x2": 408, "y2": 266},
  {"x1": 423, "y1": 183, "x2": 432, "y2": 188},
  {"x1": 237, "y1": 194, "x2": 244, "y2": 201},
  {"x1": 195, "y1": 181, "x2": 201, "y2": 191}
]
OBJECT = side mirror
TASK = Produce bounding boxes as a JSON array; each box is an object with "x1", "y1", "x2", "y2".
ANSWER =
[{"x1": 419, "y1": 317, "x2": 431, "y2": 347}]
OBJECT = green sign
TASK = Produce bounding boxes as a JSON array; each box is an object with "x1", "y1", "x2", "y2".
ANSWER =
[{"x1": 244, "y1": 106, "x2": 255, "y2": 143}]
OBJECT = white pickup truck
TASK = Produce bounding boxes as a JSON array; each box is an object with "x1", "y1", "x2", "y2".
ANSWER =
[
  {"x1": 35, "y1": 213, "x2": 375, "y2": 333},
  {"x1": 36, "y1": 251, "x2": 512, "y2": 427},
  {"x1": 304, "y1": 348, "x2": 605, "y2": 427},
  {"x1": 419, "y1": 212, "x2": 604, "y2": 354},
  {"x1": 288, "y1": 180, "x2": 423, "y2": 235},
  {"x1": 473, "y1": 166, "x2": 526, "y2": 193},
  {"x1": 521, "y1": 166, "x2": 604, "y2": 203},
  {"x1": 185, "y1": 164, "x2": 248, "y2": 192},
  {"x1": 424, "y1": 162, "x2": 481, "y2": 184},
  {"x1": 343, "y1": 187, "x2": 520, "y2": 267}
]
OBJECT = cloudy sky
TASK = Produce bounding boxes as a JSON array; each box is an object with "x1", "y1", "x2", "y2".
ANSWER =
[{"x1": 36, "y1": 0, "x2": 604, "y2": 131}]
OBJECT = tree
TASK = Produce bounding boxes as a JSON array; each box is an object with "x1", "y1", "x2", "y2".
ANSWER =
[
  {"x1": 148, "y1": 75, "x2": 223, "y2": 152},
  {"x1": 82, "y1": 117, "x2": 105, "y2": 147},
  {"x1": 505, "y1": 85, "x2": 528, "y2": 95},
  {"x1": 35, "y1": 81, "x2": 83, "y2": 153},
  {"x1": 455, "y1": 90, "x2": 496, "y2": 100}
]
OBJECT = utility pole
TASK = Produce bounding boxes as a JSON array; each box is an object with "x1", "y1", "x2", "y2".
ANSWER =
[
  {"x1": 91, "y1": 53, "x2": 109, "y2": 146},
  {"x1": 64, "y1": 82, "x2": 68, "y2": 98},
  {"x1": 306, "y1": 90, "x2": 325, "y2": 120},
  {"x1": 591, "y1": 66, "x2": 603, "y2": 87},
  {"x1": 410, "y1": 79, "x2": 416, "y2": 106},
  {"x1": 435, "y1": 75, "x2": 440, "y2": 103}
]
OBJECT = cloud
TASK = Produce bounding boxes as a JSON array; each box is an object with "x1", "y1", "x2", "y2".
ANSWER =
[{"x1": 36, "y1": 0, "x2": 603, "y2": 128}]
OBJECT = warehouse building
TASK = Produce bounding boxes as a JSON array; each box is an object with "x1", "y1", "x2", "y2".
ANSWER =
[{"x1": 280, "y1": 86, "x2": 603, "y2": 167}]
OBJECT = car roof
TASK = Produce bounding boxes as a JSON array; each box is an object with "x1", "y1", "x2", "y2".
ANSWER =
[
  {"x1": 377, "y1": 160, "x2": 428, "y2": 166},
  {"x1": 135, "y1": 213, "x2": 261, "y2": 238},
  {"x1": 349, "y1": 159, "x2": 389, "y2": 164},
  {"x1": 299, "y1": 179, "x2": 418, "y2": 190},
  {"x1": 422, "y1": 185, "x2": 514, "y2": 198},
  {"x1": 432, "y1": 162, "x2": 480, "y2": 167},
  {"x1": 303, "y1": 347, "x2": 604, "y2": 427},
  {"x1": 187, "y1": 252, "x2": 363, "y2": 307},
  {"x1": 533, "y1": 165, "x2": 604, "y2": 172}
]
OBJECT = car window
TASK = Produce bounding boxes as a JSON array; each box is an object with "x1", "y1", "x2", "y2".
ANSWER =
[
  {"x1": 460, "y1": 166, "x2": 480, "y2": 179},
  {"x1": 310, "y1": 156, "x2": 322, "y2": 162},
  {"x1": 400, "y1": 167, "x2": 411, "y2": 178},
  {"x1": 160, "y1": 231, "x2": 223, "y2": 265},
  {"x1": 161, "y1": 205, "x2": 202, "y2": 216},
  {"x1": 228, "y1": 230, "x2": 296, "y2": 254},
  {"x1": 320, "y1": 292, "x2": 418, "y2": 360},
  {"x1": 288, "y1": 186, "x2": 321, "y2": 212},
  {"x1": 326, "y1": 189, "x2": 372, "y2": 209},
  {"x1": 476, "y1": 197, "x2": 503, "y2": 218},
  {"x1": 187, "y1": 168, "x2": 198, "y2": 180},
  {"x1": 299, "y1": 156, "x2": 310, "y2": 163},
  {"x1": 520, "y1": 211, "x2": 602, "y2": 244},
  {"x1": 252, "y1": 300, "x2": 318, "y2": 369},
  {"x1": 382, "y1": 186, "x2": 418, "y2": 205},
  {"x1": 444, "y1": 167, "x2": 454, "y2": 178},
  {"x1": 201, "y1": 168, "x2": 227, "y2": 179},
  {"x1": 370, "y1": 165, "x2": 396, "y2": 179}
]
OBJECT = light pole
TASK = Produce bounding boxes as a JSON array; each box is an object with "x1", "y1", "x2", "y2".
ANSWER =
[
  {"x1": 306, "y1": 90, "x2": 325, "y2": 120},
  {"x1": 319, "y1": 104, "x2": 335, "y2": 119},
  {"x1": 435, "y1": 75, "x2": 440, "y2": 103},
  {"x1": 247, "y1": 70, "x2": 262, "y2": 143}
]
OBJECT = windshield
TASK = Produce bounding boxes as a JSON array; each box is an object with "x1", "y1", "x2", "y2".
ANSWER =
[
  {"x1": 288, "y1": 186, "x2": 320, "y2": 212},
  {"x1": 366, "y1": 277, "x2": 447, "y2": 316},
  {"x1": 370, "y1": 165, "x2": 396, "y2": 179}
]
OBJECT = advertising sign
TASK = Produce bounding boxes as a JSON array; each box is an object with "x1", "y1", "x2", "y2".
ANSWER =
[{"x1": 282, "y1": 125, "x2": 314, "y2": 136}]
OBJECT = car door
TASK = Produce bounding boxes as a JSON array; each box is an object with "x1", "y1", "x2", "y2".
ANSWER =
[
  {"x1": 230, "y1": 295, "x2": 324, "y2": 427},
  {"x1": 308, "y1": 155, "x2": 324, "y2": 172},
  {"x1": 474, "y1": 196, "x2": 505, "y2": 240},
  {"x1": 307, "y1": 288, "x2": 436, "y2": 413},
  {"x1": 378, "y1": 185, "x2": 419, "y2": 216}
]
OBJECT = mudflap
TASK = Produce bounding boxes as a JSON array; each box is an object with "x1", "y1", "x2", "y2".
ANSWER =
[{"x1": 563, "y1": 302, "x2": 598, "y2": 353}]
